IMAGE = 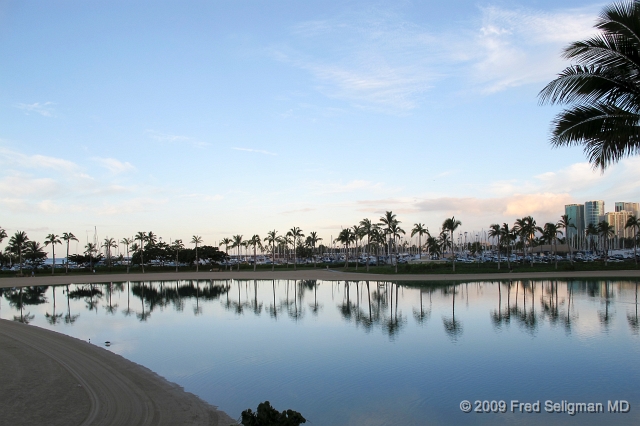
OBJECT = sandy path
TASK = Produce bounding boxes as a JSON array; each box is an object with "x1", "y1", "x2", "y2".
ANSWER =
[
  {"x1": 0, "y1": 319, "x2": 236, "y2": 426},
  {"x1": 1, "y1": 269, "x2": 640, "y2": 288}
]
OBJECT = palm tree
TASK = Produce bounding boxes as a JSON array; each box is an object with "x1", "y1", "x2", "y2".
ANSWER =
[
  {"x1": 411, "y1": 223, "x2": 429, "y2": 260},
  {"x1": 388, "y1": 222, "x2": 405, "y2": 273},
  {"x1": 514, "y1": 216, "x2": 537, "y2": 266},
  {"x1": 586, "y1": 223, "x2": 599, "y2": 252},
  {"x1": 247, "y1": 235, "x2": 262, "y2": 271},
  {"x1": 335, "y1": 228, "x2": 354, "y2": 268},
  {"x1": 85, "y1": 242, "x2": 97, "y2": 271},
  {"x1": 231, "y1": 234, "x2": 243, "y2": 271},
  {"x1": 500, "y1": 223, "x2": 515, "y2": 270},
  {"x1": 171, "y1": 239, "x2": 184, "y2": 272},
  {"x1": 442, "y1": 217, "x2": 462, "y2": 271},
  {"x1": 488, "y1": 224, "x2": 501, "y2": 269},
  {"x1": 541, "y1": 223, "x2": 563, "y2": 269},
  {"x1": 0, "y1": 227, "x2": 6, "y2": 244},
  {"x1": 352, "y1": 225, "x2": 363, "y2": 271},
  {"x1": 61, "y1": 232, "x2": 79, "y2": 274},
  {"x1": 539, "y1": 1, "x2": 640, "y2": 170},
  {"x1": 370, "y1": 224, "x2": 385, "y2": 266},
  {"x1": 191, "y1": 235, "x2": 203, "y2": 272},
  {"x1": 120, "y1": 237, "x2": 132, "y2": 273},
  {"x1": 287, "y1": 227, "x2": 304, "y2": 270},
  {"x1": 307, "y1": 231, "x2": 322, "y2": 268},
  {"x1": 626, "y1": 215, "x2": 640, "y2": 265},
  {"x1": 557, "y1": 215, "x2": 576, "y2": 265},
  {"x1": 426, "y1": 235, "x2": 441, "y2": 259},
  {"x1": 598, "y1": 220, "x2": 616, "y2": 265},
  {"x1": 44, "y1": 233, "x2": 61, "y2": 275},
  {"x1": 263, "y1": 231, "x2": 278, "y2": 271},
  {"x1": 219, "y1": 237, "x2": 233, "y2": 270},
  {"x1": 359, "y1": 218, "x2": 374, "y2": 271},
  {"x1": 147, "y1": 231, "x2": 158, "y2": 247},
  {"x1": 102, "y1": 237, "x2": 117, "y2": 270},
  {"x1": 9, "y1": 231, "x2": 29, "y2": 275},
  {"x1": 379, "y1": 211, "x2": 399, "y2": 265},
  {"x1": 24, "y1": 241, "x2": 46, "y2": 269},
  {"x1": 135, "y1": 231, "x2": 148, "y2": 273}
]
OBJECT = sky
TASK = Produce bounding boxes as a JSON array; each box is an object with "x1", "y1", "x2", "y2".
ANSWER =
[{"x1": 1, "y1": 0, "x2": 639, "y2": 254}]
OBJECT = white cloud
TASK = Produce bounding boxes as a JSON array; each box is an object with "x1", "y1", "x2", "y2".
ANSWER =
[
  {"x1": 232, "y1": 147, "x2": 277, "y2": 156},
  {"x1": 145, "y1": 130, "x2": 209, "y2": 147},
  {"x1": 0, "y1": 148, "x2": 80, "y2": 173},
  {"x1": 274, "y1": 4, "x2": 601, "y2": 110},
  {"x1": 92, "y1": 157, "x2": 136, "y2": 174},
  {"x1": 472, "y1": 5, "x2": 600, "y2": 93},
  {"x1": 15, "y1": 102, "x2": 56, "y2": 117}
]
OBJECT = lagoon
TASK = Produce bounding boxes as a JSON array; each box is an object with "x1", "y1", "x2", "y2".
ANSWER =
[{"x1": 2, "y1": 279, "x2": 639, "y2": 425}]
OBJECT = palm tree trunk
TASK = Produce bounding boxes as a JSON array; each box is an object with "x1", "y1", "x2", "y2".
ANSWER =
[
  {"x1": 66, "y1": 242, "x2": 70, "y2": 274},
  {"x1": 635, "y1": 228, "x2": 638, "y2": 266},
  {"x1": 451, "y1": 231, "x2": 455, "y2": 272},
  {"x1": 51, "y1": 246, "x2": 55, "y2": 275}
]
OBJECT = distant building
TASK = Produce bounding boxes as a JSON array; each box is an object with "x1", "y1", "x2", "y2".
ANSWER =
[
  {"x1": 604, "y1": 211, "x2": 634, "y2": 239},
  {"x1": 564, "y1": 204, "x2": 585, "y2": 239},
  {"x1": 584, "y1": 200, "x2": 605, "y2": 228},
  {"x1": 615, "y1": 202, "x2": 639, "y2": 218}
]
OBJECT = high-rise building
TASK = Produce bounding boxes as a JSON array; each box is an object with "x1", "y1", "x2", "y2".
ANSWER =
[
  {"x1": 564, "y1": 204, "x2": 584, "y2": 239},
  {"x1": 584, "y1": 200, "x2": 605, "y2": 228},
  {"x1": 615, "y1": 202, "x2": 639, "y2": 218},
  {"x1": 604, "y1": 211, "x2": 634, "y2": 239}
]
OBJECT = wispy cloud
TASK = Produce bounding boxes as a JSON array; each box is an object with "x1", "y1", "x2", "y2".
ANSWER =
[
  {"x1": 145, "y1": 130, "x2": 209, "y2": 147},
  {"x1": 273, "y1": 5, "x2": 600, "y2": 111},
  {"x1": 471, "y1": 5, "x2": 600, "y2": 93},
  {"x1": 15, "y1": 101, "x2": 56, "y2": 117},
  {"x1": 0, "y1": 147, "x2": 80, "y2": 173},
  {"x1": 92, "y1": 157, "x2": 136, "y2": 174},
  {"x1": 232, "y1": 147, "x2": 277, "y2": 156}
]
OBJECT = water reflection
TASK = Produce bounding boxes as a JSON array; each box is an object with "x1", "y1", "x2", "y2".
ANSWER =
[
  {"x1": 1, "y1": 279, "x2": 640, "y2": 426},
  {"x1": 2, "y1": 279, "x2": 640, "y2": 337}
]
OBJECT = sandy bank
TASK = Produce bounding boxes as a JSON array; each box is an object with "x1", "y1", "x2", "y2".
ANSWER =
[
  {"x1": 0, "y1": 319, "x2": 236, "y2": 426},
  {"x1": 2, "y1": 269, "x2": 640, "y2": 288}
]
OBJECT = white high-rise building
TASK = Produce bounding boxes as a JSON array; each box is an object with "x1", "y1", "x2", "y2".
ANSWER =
[{"x1": 604, "y1": 211, "x2": 634, "y2": 239}]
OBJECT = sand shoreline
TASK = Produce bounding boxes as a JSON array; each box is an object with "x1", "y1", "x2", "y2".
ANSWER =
[
  {"x1": 1, "y1": 268, "x2": 640, "y2": 288},
  {"x1": 0, "y1": 319, "x2": 237, "y2": 426}
]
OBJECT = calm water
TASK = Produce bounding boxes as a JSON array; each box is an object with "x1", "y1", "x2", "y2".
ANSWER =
[{"x1": 2, "y1": 279, "x2": 639, "y2": 425}]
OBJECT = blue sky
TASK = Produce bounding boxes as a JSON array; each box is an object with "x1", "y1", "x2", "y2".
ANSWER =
[{"x1": 2, "y1": 0, "x2": 639, "y2": 252}]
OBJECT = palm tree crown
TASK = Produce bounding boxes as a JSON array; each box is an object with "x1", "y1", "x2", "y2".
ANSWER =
[{"x1": 539, "y1": 0, "x2": 640, "y2": 169}]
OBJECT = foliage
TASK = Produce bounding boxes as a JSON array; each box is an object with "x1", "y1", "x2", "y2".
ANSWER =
[
  {"x1": 240, "y1": 401, "x2": 306, "y2": 426},
  {"x1": 539, "y1": 0, "x2": 640, "y2": 169}
]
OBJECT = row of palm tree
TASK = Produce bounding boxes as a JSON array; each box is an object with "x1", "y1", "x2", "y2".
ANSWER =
[{"x1": 2, "y1": 208, "x2": 640, "y2": 275}]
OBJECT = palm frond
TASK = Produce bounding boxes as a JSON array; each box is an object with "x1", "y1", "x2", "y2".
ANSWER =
[{"x1": 551, "y1": 103, "x2": 640, "y2": 169}]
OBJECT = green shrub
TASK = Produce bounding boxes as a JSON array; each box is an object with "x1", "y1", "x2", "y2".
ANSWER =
[{"x1": 240, "y1": 401, "x2": 306, "y2": 426}]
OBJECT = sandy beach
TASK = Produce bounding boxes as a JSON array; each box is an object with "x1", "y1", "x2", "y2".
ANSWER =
[
  {"x1": 0, "y1": 319, "x2": 237, "y2": 426},
  {"x1": 2, "y1": 268, "x2": 639, "y2": 425}
]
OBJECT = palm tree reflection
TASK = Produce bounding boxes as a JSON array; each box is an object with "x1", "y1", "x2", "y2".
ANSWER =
[
  {"x1": 628, "y1": 282, "x2": 639, "y2": 334},
  {"x1": 442, "y1": 285, "x2": 462, "y2": 340}
]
